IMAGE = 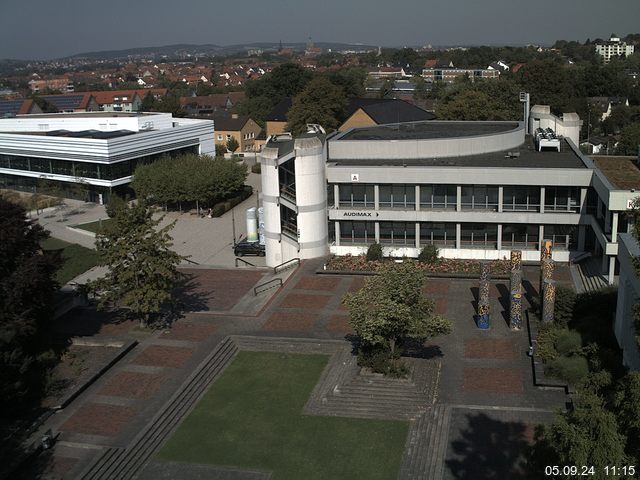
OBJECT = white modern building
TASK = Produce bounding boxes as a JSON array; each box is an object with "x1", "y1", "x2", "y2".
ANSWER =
[
  {"x1": 595, "y1": 35, "x2": 635, "y2": 64},
  {"x1": 259, "y1": 107, "x2": 640, "y2": 285},
  {"x1": 614, "y1": 233, "x2": 640, "y2": 370},
  {"x1": 0, "y1": 112, "x2": 214, "y2": 203}
]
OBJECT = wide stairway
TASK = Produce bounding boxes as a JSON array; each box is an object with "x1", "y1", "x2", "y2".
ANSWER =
[{"x1": 572, "y1": 257, "x2": 610, "y2": 293}]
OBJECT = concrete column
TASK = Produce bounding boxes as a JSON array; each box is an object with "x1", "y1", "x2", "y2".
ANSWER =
[
  {"x1": 335, "y1": 221, "x2": 341, "y2": 246},
  {"x1": 612, "y1": 212, "x2": 619, "y2": 242},
  {"x1": 333, "y1": 184, "x2": 340, "y2": 209},
  {"x1": 539, "y1": 187, "x2": 545, "y2": 213},
  {"x1": 580, "y1": 188, "x2": 587, "y2": 215},
  {"x1": 375, "y1": 222, "x2": 380, "y2": 243},
  {"x1": 374, "y1": 185, "x2": 379, "y2": 210},
  {"x1": 415, "y1": 222, "x2": 420, "y2": 249},
  {"x1": 498, "y1": 186, "x2": 504, "y2": 213},
  {"x1": 415, "y1": 185, "x2": 420, "y2": 211},
  {"x1": 456, "y1": 223, "x2": 461, "y2": 249},
  {"x1": 456, "y1": 185, "x2": 462, "y2": 212},
  {"x1": 608, "y1": 256, "x2": 616, "y2": 284},
  {"x1": 578, "y1": 225, "x2": 586, "y2": 252},
  {"x1": 497, "y1": 224, "x2": 502, "y2": 250},
  {"x1": 538, "y1": 225, "x2": 544, "y2": 251}
]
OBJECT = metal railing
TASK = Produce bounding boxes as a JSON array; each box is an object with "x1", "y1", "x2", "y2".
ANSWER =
[
  {"x1": 235, "y1": 258, "x2": 256, "y2": 268},
  {"x1": 254, "y1": 278, "x2": 283, "y2": 295},
  {"x1": 273, "y1": 257, "x2": 300, "y2": 274}
]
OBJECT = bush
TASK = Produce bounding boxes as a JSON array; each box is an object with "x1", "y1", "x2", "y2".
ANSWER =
[
  {"x1": 223, "y1": 201, "x2": 231, "y2": 211},
  {"x1": 105, "y1": 194, "x2": 127, "y2": 218},
  {"x1": 536, "y1": 323, "x2": 562, "y2": 362},
  {"x1": 554, "y1": 286, "x2": 576, "y2": 327},
  {"x1": 546, "y1": 355, "x2": 589, "y2": 385},
  {"x1": 212, "y1": 203, "x2": 226, "y2": 217},
  {"x1": 418, "y1": 245, "x2": 439, "y2": 264},
  {"x1": 554, "y1": 329, "x2": 582, "y2": 356},
  {"x1": 357, "y1": 345, "x2": 408, "y2": 378},
  {"x1": 229, "y1": 196, "x2": 242, "y2": 208},
  {"x1": 366, "y1": 242, "x2": 383, "y2": 262},
  {"x1": 241, "y1": 185, "x2": 253, "y2": 199},
  {"x1": 251, "y1": 163, "x2": 261, "y2": 174}
]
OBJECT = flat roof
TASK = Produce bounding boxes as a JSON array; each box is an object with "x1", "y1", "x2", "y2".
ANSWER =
[
  {"x1": 14, "y1": 112, "x2": 156, "y2": 119},
  {"x1": 338, "y1": 121, "x2": 520, "y2": 141},
  {"x1": 1, "y1": 129, "x2": 138, "y2": 139},
  {"x1": 592, "y1": 156, "x2": 640, "y2": 190},
  {"x1": 329, "y1": 137, "x2": 587, "y2": 169}
]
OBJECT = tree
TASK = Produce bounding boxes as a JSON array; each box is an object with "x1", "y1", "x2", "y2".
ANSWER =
[
  {"x1": 611, "y1": 372, "x2": 640, "y2": 462},
  {"x1": 215, "y1": 143, "x2": 227, "y2": 157},
  {"x1": 343, "y1": 262, "x2": 453, "y2": 359},
  {"x1": 226, "y1": 136, "x2": 239, "y2": 153},
  {"x1": 286, "y1": 76, "x2": 347, "y2": 135},
  {"x1": 91, "y1": 202, "x2": 185, "y2": 327},
  {"x1": 616, "y1": 123, "x2": 640, "y2": 155},
  {"x1": 0, "y1": 196, "x2": 60, "y2": 409},
  {"x1": 528, "y1": 392, "x2": 628, "y2": 479}
]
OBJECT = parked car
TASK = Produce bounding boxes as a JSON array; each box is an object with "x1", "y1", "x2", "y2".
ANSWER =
[{"x1": 233, "y1": 240, "x2": 265, "y2": 257}]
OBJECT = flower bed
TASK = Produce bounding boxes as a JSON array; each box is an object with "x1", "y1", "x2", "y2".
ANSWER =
[{"x1": 327, "y1": 254, "x2": 512, "y2": 276}]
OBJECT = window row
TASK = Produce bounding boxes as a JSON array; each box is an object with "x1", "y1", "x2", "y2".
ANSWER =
[
  {"x1": 0, "y1": 147, "x2": 198, "y2": 181},
  {"x1": 336, "y1": 221, "x2": 576, "y2": 250},
  {"x1": 331, "y1": 184, "x2": 581, "y2": 213}
]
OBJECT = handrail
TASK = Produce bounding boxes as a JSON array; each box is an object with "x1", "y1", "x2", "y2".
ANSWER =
[
  {"x1": 273, "y1": 257, "x2": 300, "y2": 274},
  {"x1": 235, "y1": 257, "x2": 256, "y2": 268},
  {"x1": 254, "y1": 278, "x2": 283, "y2": 295},
  {"x1": 183, "y1": 257, "x2": 200, "y2": 265}
]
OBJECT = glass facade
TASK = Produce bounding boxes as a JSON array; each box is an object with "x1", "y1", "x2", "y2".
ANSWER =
[
  {"x1": 544, "y1": 187, "x2": 580, "y2": 212},
  {"x1": 502, "y1": 224, "x2": 539, "y2": 249},
  {"x1": 461, "y1": 185, "x2": 499, "y2": 210},
  {"x1": 339, "y1": 184, "x2": 374, "y2": 208},
  {"x1": 503, "y1": 186, "x2": 540, "y2": 211},
  {"x1": 0, "y1": 146, "x2": 198, "y2": 182},
  {"x1": 379, "y1": 222, "x2": 416, "y2": 245},
  {"x1": 379, "y1": 184, "x2": 415, "y2": 209},
  {"x1": 460, "y1": 223, "x2": 498, "y2": 248},
  {"x1": 420, "y1": 222, "x2": 456, "y2": 247},
  {"x1": 339, "y1": 221, "x2": 375, "y2": 244},
  {"x1": 544, "y1": 224, "x2": 577, "y2": 250}
]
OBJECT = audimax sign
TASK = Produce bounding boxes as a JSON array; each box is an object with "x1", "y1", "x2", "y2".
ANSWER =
[{"x1": 342, "y1": 211, "x2": 379, "y2": 217}]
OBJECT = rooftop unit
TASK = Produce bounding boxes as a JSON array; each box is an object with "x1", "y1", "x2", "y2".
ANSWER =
[{"x1": 534, "y1": 127, "x2": 561, "y2": 152}]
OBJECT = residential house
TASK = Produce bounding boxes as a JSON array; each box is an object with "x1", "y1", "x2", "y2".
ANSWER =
[
  {"x1": 596, "y1": 35, "x2": 635, "y2": 64},
  {"x1": 28, "y1": 77, "x2": 74, "y2": 93},
  {"x1": 39, "y1": 93, "x2": 99, "y2": 113},
  {"x1": 422, "y1": 63, "x2": 500, "y2": 83},
  {"x1": 339, "y1": 98, "x2": 436, "y2": 131},
  {"x1": 367, "y1": 67, "x2": 408, "y2": 79},
  {"x1": 214, "y1": 114, "x2": 262, "y2": 152},
  {"x1": 180, "y1": 92, "x2": 246, "y2": 116},
  {"x1": 0, "y1": 99, "x2": 42, "y2": 117},
  {"x1": 265, "y1": 98, "x2": 292, "y2": 137}
]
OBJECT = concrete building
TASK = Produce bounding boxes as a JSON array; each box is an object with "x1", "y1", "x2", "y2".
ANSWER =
[
  {"x1": 0, "y1": 112, "x2": 214, "y2": 203},
  {"x1": 422, "y1": 66, "x2": 500, "y2": 83},
  {"x1": 259, "y1": 107, "x2": 639, "y2": 286},
  {"x1": 613, "y1": 233, "x2": 640, "y2": 370},
  {"x1": 595, "y1": 35, "x2": 635, "y2": 64}
]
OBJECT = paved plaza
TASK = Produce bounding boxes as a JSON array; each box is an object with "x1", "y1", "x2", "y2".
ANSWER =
[{"x1": 24, "y1": 257, "x2": 569, "y2": 480}]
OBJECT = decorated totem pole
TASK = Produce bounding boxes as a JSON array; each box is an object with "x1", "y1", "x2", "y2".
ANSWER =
[{"x1": 477, "y1": 262, "x2": 491, "y2": 329}]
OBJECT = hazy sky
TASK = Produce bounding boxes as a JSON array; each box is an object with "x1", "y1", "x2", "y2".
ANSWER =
[{"x1": 2, "y1": 0, "x2": 639, "y2": 60}]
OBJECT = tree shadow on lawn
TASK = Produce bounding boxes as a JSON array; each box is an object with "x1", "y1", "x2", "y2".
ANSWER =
[{"x1": 445, "y1": 412, "x2": 531, "y2": 480}]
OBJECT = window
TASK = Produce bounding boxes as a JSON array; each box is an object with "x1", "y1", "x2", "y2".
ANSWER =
[
  {"x1": 420, "y1": 184, "x2": 456, "y2": 209},
  {"x1": 502, "y1": 224, "x2": 539, "y2": 250},
  {"x1": 503, "y1": 186, "x2": 540, "y2": 211},
  {"x1": 460, "y1": 223, "x2": 498, "y2": 248},
  {"x1": 544, "y1": 225, "x2": 577, "y2": 250},
  {"x1": 420, "y1": 222, "x2": 456, "y2": 247},
  {"x1": 461, "y1": 185, "x2": 498, "y2": 210},
  {"x1": 338, "y1": 184, "x2": 374, "y2": 208},
  {"x1": 378, "y1": 184, "x2": 415, "y2": 209},
  {"x1": 217, "y1": 135, "x2": 223, "y2": 141},
  {"x1": 340, "y1": 221, "x2": 375, "y2": 244},
  {"x1": 379, "y1": 222, "x2": 415, "y2": 245},
  {"x1": 544, "y1": 187, "x2": 580, "y2": 212}
]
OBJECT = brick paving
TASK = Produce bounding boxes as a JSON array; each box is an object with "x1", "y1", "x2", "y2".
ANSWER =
[
  {"x1": 160, "y1": 321, "x2": 217, "y2": 342},
  {"x1": 326, "y1": 314, "x2": 354, "y2": 335},
  {"x1": 179, "y1": 268, "x2": 265, "y2": 311},
  {"x1": 464, "y1": 338, "x2": 518, "y2": 360},
  {"x1": 279, "y1": 292, "x2": 331, "y2": 309},
  {"x1": 294, "y1": 276, "x2": 340, "y2": 291},
  {"x1": 131, "y1": 345, "x2": 194, "y2": 369},
  {"x1": 60, "y1": 403, "x2": 137, "y2": 437},
  {"x1": 263, "y1": 311, "x2": 319, "y2": 332},
  {"x1": 463, "y1": 367, "x2": 525, "y2": 394},
  {"x1": 98, "y1": 372, "x2": 166, "y2": 400}
]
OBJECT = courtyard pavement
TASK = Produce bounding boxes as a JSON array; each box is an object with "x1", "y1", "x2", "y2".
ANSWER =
[{"x1": 27, "y1": 259, "x2": 569, "y2": 480}]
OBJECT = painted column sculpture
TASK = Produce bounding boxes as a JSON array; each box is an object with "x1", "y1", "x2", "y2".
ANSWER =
[
  {"x1": 509, "y1": 268, "x2": 523, "y2": 330},
  {"x1": 540, "y1": 258, "x2": 554, "y2": 312},
  {"x1": 477, "y1": 262, "x2": 491, "y2": 329},
  {"x1": 510, "y1": 250, "x2": 522, "y2": 271},
  {"x1": 542, "y1": 279, "x2": 556, "y2": 323},
  {"x1": 539, "y1": 240, "x2": 553, "y2": 298}
]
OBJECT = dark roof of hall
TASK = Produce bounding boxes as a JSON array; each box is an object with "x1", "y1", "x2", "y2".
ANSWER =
[
  {"x1": 328, "y1": 137, "x2": 587, "y2": 169},
  {"x1": 337, "y1": 121, "x2": 519, "y2": 141}
]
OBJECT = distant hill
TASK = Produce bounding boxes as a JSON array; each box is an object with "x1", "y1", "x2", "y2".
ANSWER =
[{"x1": 61, "y1": 42, "x2": 379, "y2": 61}]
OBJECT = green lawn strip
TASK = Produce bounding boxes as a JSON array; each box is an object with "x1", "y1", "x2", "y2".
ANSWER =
[
  {"x1": 74, "y1": 218, "x2": 114, "y2": 234},
  {"x1": 41, "y1": 237, "x2": 99, "y2": 285},
  {"x1": 159, "y1": 351, "x2": 409, "y2": 480}
]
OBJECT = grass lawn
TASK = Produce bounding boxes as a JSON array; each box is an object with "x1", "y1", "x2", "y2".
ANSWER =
[
  {"x1": 159, "y1": 351, "x2": 409, "y2": 480},
  {"x1": 41, "y1": 237, "x2": 99, "y2": 285},
  {"x1": 74, "y1": 218, "x2": 114, "y2": 234}
]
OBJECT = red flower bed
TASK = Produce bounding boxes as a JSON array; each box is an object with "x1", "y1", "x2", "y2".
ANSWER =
[{"x1": 327, "y1": 254, "x2": 511, "y2": 275}]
